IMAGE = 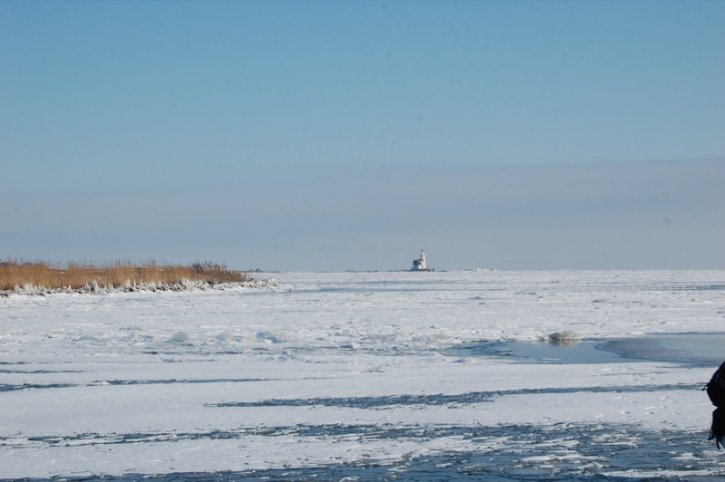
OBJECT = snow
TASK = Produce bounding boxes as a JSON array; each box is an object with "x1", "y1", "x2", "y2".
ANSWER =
[{"x1": 1, "y1": 270, "x2": 725, "y2": 479}]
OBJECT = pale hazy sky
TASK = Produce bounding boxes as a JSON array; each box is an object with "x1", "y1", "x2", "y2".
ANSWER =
[{"x1": 1, "y1": 1, "x2": 724, "y2": 271}]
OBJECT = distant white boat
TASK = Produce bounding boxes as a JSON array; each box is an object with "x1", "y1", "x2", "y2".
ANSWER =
[{"x1": 411, "y1": 249, "x2": 434, "y2": 271}]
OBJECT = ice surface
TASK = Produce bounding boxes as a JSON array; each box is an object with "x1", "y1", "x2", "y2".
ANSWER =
[{"x1": 1, "y1": 270, "x2": 725, "y2": 479}]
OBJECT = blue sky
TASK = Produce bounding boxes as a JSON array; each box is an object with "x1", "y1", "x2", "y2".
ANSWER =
[{"x1": 1, "y1": 1, "x2": 723, "y2": 271}]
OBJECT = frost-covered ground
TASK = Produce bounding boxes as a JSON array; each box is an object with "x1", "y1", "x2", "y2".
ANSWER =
[{"x1": 1, "y1": 270, "x2": 725, "y2": 480}]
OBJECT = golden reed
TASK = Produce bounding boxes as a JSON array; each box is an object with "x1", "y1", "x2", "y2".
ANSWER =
[{"x1": 0, "y1": 260, "x2": 250, "y2": 291}]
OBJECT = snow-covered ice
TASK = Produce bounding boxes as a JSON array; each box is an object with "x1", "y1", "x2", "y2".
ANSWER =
[{"x1": 1, "y1": 270, "x2": 725, "y2": 480}]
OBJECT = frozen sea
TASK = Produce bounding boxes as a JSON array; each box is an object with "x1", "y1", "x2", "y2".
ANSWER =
[{"x1": 2, "y1": 270, "x2": 725, "y2": 481}]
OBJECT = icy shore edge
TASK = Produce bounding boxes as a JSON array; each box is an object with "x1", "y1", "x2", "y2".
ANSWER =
[{"x1": 1, "y1": 278, "x2": 278, "y2": 297}]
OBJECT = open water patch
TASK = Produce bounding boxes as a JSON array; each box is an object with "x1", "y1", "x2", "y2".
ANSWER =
[
  {"x1": 452, "y1": 333, "x2": 725, "y2": 367},
  {"x1": 603, "y1": 333, "x2": 725, "y2": 367}
]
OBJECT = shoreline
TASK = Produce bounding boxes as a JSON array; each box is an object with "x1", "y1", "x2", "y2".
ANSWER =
[{"x1": 1, "y1": 278, "x2": 277, "y2": 297}]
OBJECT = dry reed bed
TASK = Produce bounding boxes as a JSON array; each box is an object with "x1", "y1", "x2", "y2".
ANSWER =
[{"x1": 0, "y1": 260, "x2": 252, "y2": 292}]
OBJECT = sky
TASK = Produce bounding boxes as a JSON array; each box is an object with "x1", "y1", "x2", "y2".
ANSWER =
[{"x1": 1, "y1": 1, "x2": 724, "y2": 271}]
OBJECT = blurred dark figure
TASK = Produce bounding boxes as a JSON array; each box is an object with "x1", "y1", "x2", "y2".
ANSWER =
[{"x1": 705, "y1": 361, "x2": 725, "y2": 448}]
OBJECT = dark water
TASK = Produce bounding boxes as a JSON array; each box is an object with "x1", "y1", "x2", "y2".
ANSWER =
[
  {"x1": 453, "y1": 333, "x2": 725, "y2": 367},
  {"x1": 210, "y1": 382, "x2": 700, "y2": 409},
  {"x1": 14, "y1": 424, "x2": 723, "y2": 481}
]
